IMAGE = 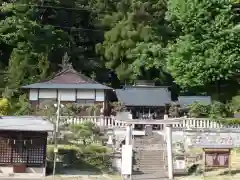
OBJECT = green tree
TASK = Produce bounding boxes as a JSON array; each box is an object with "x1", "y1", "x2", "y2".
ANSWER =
[
  {"x1": 0, "y1": 2, "x2": 68, "y2": 90},
  {"x1": 94, "y1": 0, "x2": 170, "y2": 81},
  {"x1": 166, "y1": 0, "x2": 240, "y2": 99}
]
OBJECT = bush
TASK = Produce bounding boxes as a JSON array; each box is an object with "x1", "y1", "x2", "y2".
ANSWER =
[
  {"x1": 214, "y1": 118, "x2": 240, "y2": 125},
  {"x1": 188, "y1": 102, "x2": 210, "y2": 118},
  {"x1": 229, "y1": 95, "x2": 240, "y2": 114},
  {"x1": 209, "y1": 101, "x2": 229, "y2": 119},
  {"x1": 46, "y1": 144, "x2": 112, "y2": 171}
]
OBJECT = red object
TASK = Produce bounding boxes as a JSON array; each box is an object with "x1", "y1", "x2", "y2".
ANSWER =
[{"x1": 13, "y1": 164, "x2": 26, "y2": 173}]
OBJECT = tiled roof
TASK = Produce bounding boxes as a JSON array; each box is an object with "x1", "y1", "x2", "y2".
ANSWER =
[
  {"x1": 22, "y1": 83, "x2": 112, "y2": 89},
  {"x1": 0, "y1": 116, "x2": 54, "y2": 132},
  {"x1": 115, "y1": 87, "x2": 171, "y2": 106},
  {"x1": 45, "y1": 68, "x2": 96, "y2": 84},
  {"x1": 178, "y1": 96, "x2": 211, "y2": 106},
  {"x1": 22, "y1": 68, "x2": 112, "y2": 90}
]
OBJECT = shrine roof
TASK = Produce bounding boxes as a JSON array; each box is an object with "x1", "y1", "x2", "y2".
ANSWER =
[
  {"x1": 0, "y1": 116, "x2": 54, "y2": 132},
  {"x1": 22, "y1": 83, "x2": 112, "y2": 90},
  {"x1": 115, "y1": 87, "x2": 171, "y2": 106},
  {"x1": 22, "y1": 68, "x2": 112, "y2": 90},
  {"x1": 178, "y1": 96, "x2": 211, "y2": 106}
]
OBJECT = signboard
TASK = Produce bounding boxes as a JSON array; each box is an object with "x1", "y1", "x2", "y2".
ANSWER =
[
  {"x1": 203, "y1": 148, "x2": 230, "y2": 168},
  {"x1": 121, "y1": 145, "x2": 133, "y2": 175},
  {"x1": 205, "y1": 152, "x2": 229, "y2": 167},
  {"x1": 185, "y1": 131, "x2": 240, "y2": 148}
]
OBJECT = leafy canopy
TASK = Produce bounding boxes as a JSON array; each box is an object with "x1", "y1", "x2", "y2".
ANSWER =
[{"x1": 166, "y1": 0, "x2": 240, "y2": 89}]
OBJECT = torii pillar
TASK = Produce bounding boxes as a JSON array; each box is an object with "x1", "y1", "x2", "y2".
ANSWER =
[{"x1": 165, "y1": 118, "x2": 173, "y2": 179}]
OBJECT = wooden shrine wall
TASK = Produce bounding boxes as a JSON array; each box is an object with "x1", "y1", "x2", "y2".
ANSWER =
[{"x1": 0, "y1": 131, "x2": 47, "y2": 167}]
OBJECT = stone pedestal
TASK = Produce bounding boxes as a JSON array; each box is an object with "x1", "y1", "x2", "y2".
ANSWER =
[{"x1": 166, "y1": 124, "x2": 173, "y2": 179}]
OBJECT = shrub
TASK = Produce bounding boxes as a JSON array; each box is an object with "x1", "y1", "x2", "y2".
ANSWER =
[
  {"x1": 209, "y1": 101, "x2": 229, "y2": 119},
  {"x1": 229, "y1": 95, "x2": 240, "y2": 114},
  {"x1": 214, "y1": 118, "x2": 240, "y2": 125},
  {"x1": 46, "y1": 144, "x2": 112, "y2": 171},
  {"x1": 188, "y1": 102, "x2": 210, "y2": 118}
]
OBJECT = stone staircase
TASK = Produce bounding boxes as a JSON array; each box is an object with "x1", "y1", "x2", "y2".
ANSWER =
[{"x1": 132, "y1": 133, "x2": 167, "y2": 179}]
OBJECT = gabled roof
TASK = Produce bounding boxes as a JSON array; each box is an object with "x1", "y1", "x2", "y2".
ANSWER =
[
  {"x1": 178, "y1": 96, "x2": 211, "y2": 106},
  {"x1": 115, "y1": 87, "x2": 172, "y2": 106},
  {"x1": 0, "y1": 116, "x2": 54, "y2": 132},
  {"x1": 22, "y1": 68, "x2": 112, "y2": 90},
  {"x1": 22, "y1": 83, "x2": 112, "y2": 89},
  {"x1": 45, "y1": 68, "x2": 97, "y2": 84}
]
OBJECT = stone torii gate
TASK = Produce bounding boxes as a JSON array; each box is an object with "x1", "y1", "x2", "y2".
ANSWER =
[{"x1": 116, "y1": 114, "x2": 183, "y2": 180}]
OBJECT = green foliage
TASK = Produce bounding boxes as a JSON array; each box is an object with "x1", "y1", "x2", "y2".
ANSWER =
[
  {"x1": 188, "y1": 102, "x2": 210, "y2": 118},
  {"x1": 47, "y1": 144, "x2": 111, "y2": 170},
  {"x1": 95, "y1": 0, "x2": 170, "y2": 81},
  {"x1": 0, "y1": 98, "x2": 9, "y2": 115},
  {"x1": 86, "y1": 103, "x2": 102, "y2": 116},
  {"x1": 166, "y1": 0, "x2": 240, "y2": 92},
  {"x1": 229, "y1": 95, "x2": 240, "y2": 113},
  {"x1": 68, "y1": 122, "x2": 101, "y2": 145},
  {"x1": 1, "y1": 0, "x2": 240, "y2": 114},
  {"x1": 110, "y1": 101, "x2": 127, "y2": 114},
  {"x1": 212, "y1": 118, "x2": 240, "y2": 125},
  {"x1": 209, "y1": 101, "x2": 229, "y2": 118},
  {"x1": 35, "y1": 101, "x2": 82, "y2": 124},
  {"x1": 13, "y1": 94, "x2": 33, "y2": 115},
  {"x1": 188, "y1": 101, "x2": 233, "y2": 118}
]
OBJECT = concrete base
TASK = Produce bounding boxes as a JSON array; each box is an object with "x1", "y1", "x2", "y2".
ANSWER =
[{"x1": 0, "y1": 167, "x2": 45, "y2": 178}]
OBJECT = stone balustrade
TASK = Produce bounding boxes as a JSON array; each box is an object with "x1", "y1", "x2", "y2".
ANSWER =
[{"x1": 59, "y1": 116, "x2": 240, "y2": 130}]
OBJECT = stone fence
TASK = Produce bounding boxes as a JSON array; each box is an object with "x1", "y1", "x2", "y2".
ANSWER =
[{"x1": 59, "y1": 116, "x2": 240, "y2": 131}]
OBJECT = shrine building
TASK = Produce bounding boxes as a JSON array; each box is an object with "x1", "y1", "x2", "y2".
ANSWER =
[{"x1": 0, "y1": 116, "x2": 53, "y2": 176}]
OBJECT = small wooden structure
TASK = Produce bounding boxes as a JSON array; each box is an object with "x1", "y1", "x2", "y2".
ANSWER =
[
  {"x1": 184, "y1": 129, "x2": 240, "y2": 175},
  {"x1": 0, "y1": 116, "x2": 53, "y2": 176},
  {"x1": 203, "y1": 148, "x2": 231, "y2": 171}
]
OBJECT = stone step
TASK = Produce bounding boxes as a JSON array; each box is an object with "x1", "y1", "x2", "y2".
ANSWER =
[
  {"x1": 137, "y1": 153, "x2": 165, "y2": 155},
  {"x1": 133, "y1": 170, "x2": 166, "y2": 174},
  {"x1": 133, "y1": 165, "x2": 165, "y2": 168},
  {"x1": 135, "y1": 154, "x2": 165, "y2": 157},
  {"x1": 134, "y1": 163, "x2": 165, "y2": 166},
  {"x1": 135, "y1": 160, "x2": 165, "y2": 163},
  {"x1": 134, "y1": 166, "x2": 165, "y2": 169},
  {"x1": 135, "y1": 162, "x2": 165, "y2": 165},
  {"x1": 135, "y1": 156, "x2": 164, "y2": 158},
  {"x1": 136, "y1": 158, "x2": 164, "y2": 160},
  {"x1": 135, "y1": 159, "x2": 165, "y2": 162}
]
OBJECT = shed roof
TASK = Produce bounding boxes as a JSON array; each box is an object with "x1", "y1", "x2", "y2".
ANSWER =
[
  {"x1": 115, "y1": 87, "x2": 171, "y2": 106},
  {"x1": 22, "y1": 68, "x2": 112, "y2": 90},
  {"x1": 178, "y1": 96, "x2": 211, "y2": 106},
  {"x1": 0, "y1": 116, "x2": 54, "y2": 132}
]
